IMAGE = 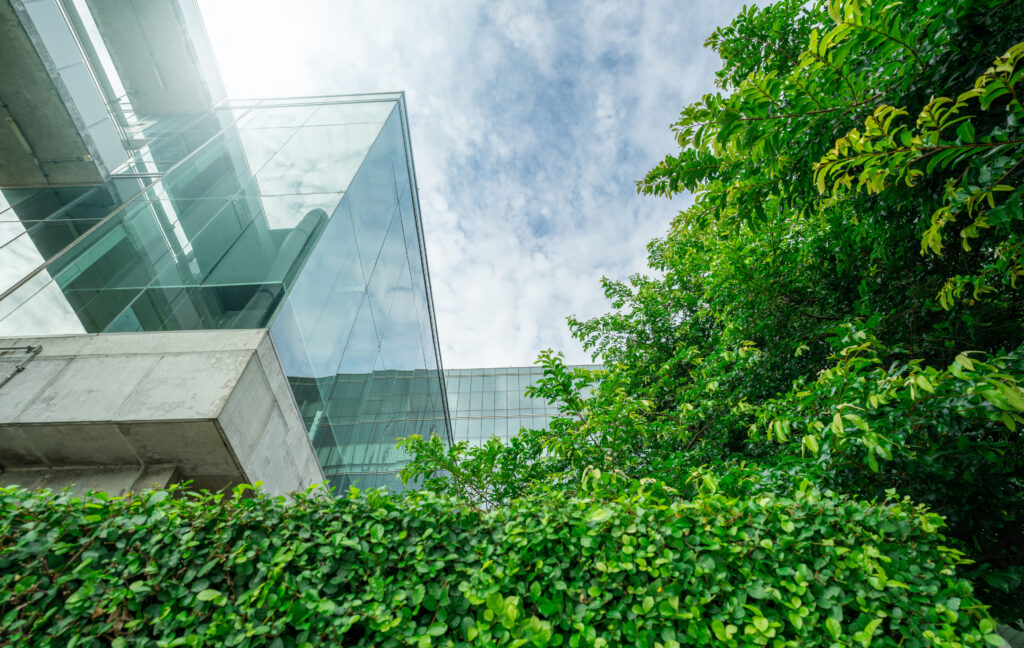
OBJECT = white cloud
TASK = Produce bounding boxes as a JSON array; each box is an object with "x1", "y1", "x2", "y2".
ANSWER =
[{"x1": 197, "y1": 0, "x2": 751, "y2": 367}]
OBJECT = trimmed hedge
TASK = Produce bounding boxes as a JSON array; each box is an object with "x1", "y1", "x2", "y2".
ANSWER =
[{"x1": 0, "y1": 478, "x2": 997, "y2": 647}]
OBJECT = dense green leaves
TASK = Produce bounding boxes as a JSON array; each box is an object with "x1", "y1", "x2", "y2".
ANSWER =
[
  {"x1": 0, "y1": 479, "x2": 996, "y2": 647},
  {"x1": 816, "y1": 40, "x2": 1024, "y2": 300},
  {"x1": 5, "y1": 1, "x2": 1024, "y2": 642},
  {"x1": 403, "y1": 0, "x2": 1024, "y2": 624}
]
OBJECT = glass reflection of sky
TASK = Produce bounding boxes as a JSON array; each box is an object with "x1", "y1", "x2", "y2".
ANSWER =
[
  {"x1": 267, "y1": 103, "x2": 449, "y2": 491},
  {"x1": 445, "y1": 366, "x2": 602, "y2": 446},
  {"x1": 0, "y1": 100, "x2": 399, "y2": 335}
]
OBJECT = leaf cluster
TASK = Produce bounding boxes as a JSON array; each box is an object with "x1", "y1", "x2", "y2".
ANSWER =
[
  {"x1": 0, "y1": 479, "x2": 999, "y2": 647},
  {"x1": 402, "y1": 0, "x2": 1024, "y2": 623}
]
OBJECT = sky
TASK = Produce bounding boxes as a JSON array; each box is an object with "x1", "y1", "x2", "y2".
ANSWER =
[{"x1": 197, "y1": 0, "x2": 750, "y2": 368}]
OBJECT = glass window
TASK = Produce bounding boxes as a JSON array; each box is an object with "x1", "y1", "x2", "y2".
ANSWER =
[
  {"x1": 492, "y1": 419, "x2": 508, "y2": 440},
  {"x1": 237, "y1": 127, "x2": 297, "y2": 175},
  {"x1": 480, "y1": 419, "x2": 494, "y2": 438},
  {"x1": 446, "y1": 389, "x2": 461, "y2": 412},
  {"x1": 243, "y1": 105, "x2": 317, "y2": 129},
  {"x1": 344, "y1": 123, "x2": 399, "y2": 281},
  {"x1": 306, "y1": 101, "x2": 395, "y2": 127},
  {"x1": 257, "y1": 123, "x2": 383, "y2": 195},
  {"x1": 0, "y1": 96, "x2": 447, "y2": 494},
  {"x1": 481, "y1": 390, "x2": 495, "y2": 413},
  {"x1": 364, "y1": 208, "x2": 405, "y2": 337},
  {"x1": 378, "y1": 263, "x2": 426, "y2": 371}
]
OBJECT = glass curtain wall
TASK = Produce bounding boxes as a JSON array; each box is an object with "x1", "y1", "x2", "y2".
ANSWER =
[
  {"x1": 270, "y1": 99, "x2": 450, "y2": 493},
  {"x1": 0, "y1": 110, "x2": 225, "y2": 303},
  {"x1": 444, "y1": 365, "x2": 601, "y2": 445},
  {"x1": 0, "y1": 94, "x2": 451, "y2": 492}
]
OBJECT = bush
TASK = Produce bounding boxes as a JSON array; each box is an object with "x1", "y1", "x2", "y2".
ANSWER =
[{"x1": 0, "y1": 476, "x2": 998, "y2": 647}]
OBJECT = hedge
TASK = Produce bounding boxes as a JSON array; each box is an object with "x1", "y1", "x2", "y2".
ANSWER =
[{"x1": 0, "y1": 476, "x2": 998, "y2": 647}]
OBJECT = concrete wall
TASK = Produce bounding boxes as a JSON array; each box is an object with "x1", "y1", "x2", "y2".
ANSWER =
[
  {"x1": 0, "y1": 329, "x2": 324, "y2": 496},
  {"x1": 0, "y1": 0, "x2": 124, "y2": 186}
]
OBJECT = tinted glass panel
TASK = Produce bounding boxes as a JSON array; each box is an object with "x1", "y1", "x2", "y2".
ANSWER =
[
  {"x1": 0, "y1": 95, "x2": 451, "y2": 494},
  {"x1": 444, "y1": 365, "x2": 601, "y2": 445}
]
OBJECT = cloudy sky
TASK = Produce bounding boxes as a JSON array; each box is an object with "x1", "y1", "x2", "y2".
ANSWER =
[{"x1": 197, "y1": 0, "x2": 749, "y2": 368}]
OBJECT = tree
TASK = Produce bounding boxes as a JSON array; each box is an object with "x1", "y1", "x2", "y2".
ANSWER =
[{"x1": 403, "y1": 0, "x2": 1024, "y2": 622}]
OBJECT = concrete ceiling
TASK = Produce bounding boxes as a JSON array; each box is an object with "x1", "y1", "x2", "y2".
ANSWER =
[{"x1": 0, "y1": 0, "x2": 106, "y2": 186}]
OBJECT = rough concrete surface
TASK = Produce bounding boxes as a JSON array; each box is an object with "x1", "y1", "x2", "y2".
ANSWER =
[{"x1": 0, "y1": 329, "x2": 324, "y2": 495}]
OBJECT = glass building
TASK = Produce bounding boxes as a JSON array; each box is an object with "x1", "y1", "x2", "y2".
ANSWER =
[
  {"x1": 0, "y1": 0, "x2": 450, "y2": 492},
  {"x1": 445, "y1": 365, "x2": 600, "y2": 445},
  {"x1": 2, "y1": 0, "x2": 611, "y2": 496}
]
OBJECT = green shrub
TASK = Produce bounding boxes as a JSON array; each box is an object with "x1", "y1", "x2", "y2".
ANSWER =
[{"x1": 0, "y1": 477, "x2": 997, "y2": 647}]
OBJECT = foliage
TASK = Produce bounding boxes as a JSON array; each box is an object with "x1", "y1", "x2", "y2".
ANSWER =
[
  {"x1": 816, "y1": 41, "x2": 1024, "y2": 305},
  {"x1": 752, "y1": 326, "x2": 1024, "y2": 605},
  {"x1": 403, "y1": 0, "x2": 1024, "y2": 623},
  {"x1": 0, "y1": 477, "x2": 1002, "y2": 648},
  {"x1": 400, "y1": 352, "x2": 698, "y2": 506}
]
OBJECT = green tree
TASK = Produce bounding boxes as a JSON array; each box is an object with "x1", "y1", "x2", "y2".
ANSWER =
[{"x1": 404, "y1": 0, "x2": 1024, "y2": 621}]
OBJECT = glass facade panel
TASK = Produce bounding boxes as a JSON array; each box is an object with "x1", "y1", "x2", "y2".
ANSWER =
[
  {"x1": 269, "y1": 101, "x2": 448, "y2": 492},
  {"x1": 444, "y1": 365, "x2": 601, "y2": 446},
  {"x1": 0, "y1": 94, "x2": 450, "y2": 492},
  {"x1": 0, "y1": 183, "x2": 139, "y2": 295},
  {"x1": 306, "y1": 101, "x2": 395, "y2": 126},
  {"x1": 113, "y1": 112, "x2": 237, "y2": 176}
]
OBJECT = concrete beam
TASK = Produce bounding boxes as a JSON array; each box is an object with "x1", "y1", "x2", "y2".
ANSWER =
[
  {"x1": 0, "y1": 0, "x2": 124, "y2": 186},
  {"x1": 0, "y1": 329, "x2": 324, "y2": 495},
  {"x1": 0, "y1": 463, "x2": 179, "y2": 497}
]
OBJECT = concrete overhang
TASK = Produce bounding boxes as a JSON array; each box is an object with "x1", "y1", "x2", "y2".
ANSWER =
[
  {"x1": 84, "y1": 0, "x2": 225, "y2": 115},
  {"x1": 0, "y1": 329, "x2": 325, "y2": 496},
  {"x1": 0, "y1": 0, "x2": 123, "y2": 186}
]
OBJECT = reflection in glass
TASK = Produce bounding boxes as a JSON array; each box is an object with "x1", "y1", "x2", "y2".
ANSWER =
[
  {"x1": 0, "y1": 94, "x2": 450, "y2": 492},
  {"x1": 444, "y1": 365, "x2": 601, "y2": 446}
]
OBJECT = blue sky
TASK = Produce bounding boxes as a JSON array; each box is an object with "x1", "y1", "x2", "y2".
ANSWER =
[{"x1": 197, "y1": 0, "x2": 752, "y2": 367}]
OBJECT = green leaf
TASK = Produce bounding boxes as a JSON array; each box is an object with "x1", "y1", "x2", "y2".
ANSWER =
[
  {"x1": 955, "y1": 121, "x2": 975, "y2": 143},
  {"x1": 844, "y1": 413, "x2": 870, "y2": 432},
  {"x1": 537, "y1": 597, "x2": 558, "y2": 616},
  {"x1": 711, "y1": 619, "x2": 729, "y2": 641},
  {"x1": 855, "y1": 618, "x2": 882, "y2": 647},
  {"x1": 129, "y1": 580, "x2": 151, "y2": 594},
  {"x1": 831, "y1": 413, "x2": 844, "y2": 435},
  {"x1": 803, "y1": 435, "x2": 820, "y2": 454},
  {"x1": 197, "y1": 589, "x2": 222, "y2": 602},
  {"x1": 427, "y1": 622, "x2": 447, "y2": 637},
  {"x1": 486, "y1": 592, "x2": 505, "y2": 616},
  {"x1": 826, "y1": 617, "x2": 841, "y2": 640},
  {"x1": 915, "y1": 374, "x2": 935, "y2": 393},
  {"x1": 586, "y1": 507, "x2": 613, "y2": 525},
  {"x1": 955, "y1": 353, "x2": 975, "y2": 371},
  {"x1": 866, "y1": 449, "x2": 879, "y2": 473},
  {"x1": 994, "y1": 382, "x2": 1024, "y2": 411}
]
